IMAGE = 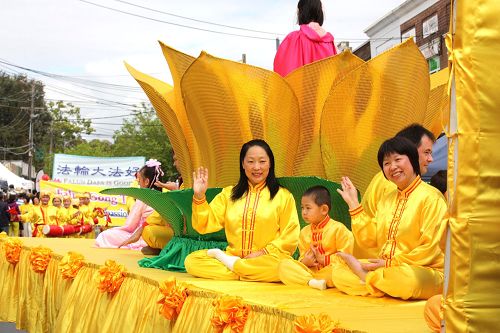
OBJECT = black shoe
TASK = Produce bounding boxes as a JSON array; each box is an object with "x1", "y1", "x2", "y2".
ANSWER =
[{"x1": 141, "y1": 246, "x2": 161, "y2": 255}]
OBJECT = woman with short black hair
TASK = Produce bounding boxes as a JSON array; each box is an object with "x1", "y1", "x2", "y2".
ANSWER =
[{"x1": 333, "y1": 136, "x2": 447, "y2": 300}]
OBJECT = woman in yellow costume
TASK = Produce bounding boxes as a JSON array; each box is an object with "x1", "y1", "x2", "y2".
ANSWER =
[
  {"x1": 77, "y1": 192, "x2": 98, "y2": 238},
  {"x1": 19, "y1": 191, "x2": 56, "y2": 237},
  {"x1": 58, "y1": 195, "x2": 81, "y2": 226},
  {"x1": 184, "y1": 139, "x2": 300, "y2": 282},
  {"x1": 333, "y1": 136, "x2": 447, "y2": 300},
  {"x1": 48, "y1": 194, "x2": 63, "y2": 226}
]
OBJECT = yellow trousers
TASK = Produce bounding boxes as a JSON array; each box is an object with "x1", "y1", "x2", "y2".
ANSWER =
[
  {"x1": 142, "y1": 225, "x2": 173, "y2": 249},
  {"x1": 331, "y1": 260, "x2": 443, "y2": 300},
  {"x1": 424, "y1": 294, "x2": 443, "y2": 332},
  {"x1": 184, "y1": 250, "x2": 290, "y2": 282},
  {"x1": 278, "y1": 259, "x2": 333, "y2": 287},
  {"x1": 9, "y1": 222, "x2": 19, "y2": 237}
]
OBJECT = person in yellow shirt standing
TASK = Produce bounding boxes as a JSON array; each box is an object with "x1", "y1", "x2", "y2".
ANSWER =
[
  {"x1": 58, "y1": 195, "x2": 81, "y2": 226},
  {"x1": 278, "y1": 185, "x2": 353, "y2": 290},
  {"x1": 48, "y1": 194, "x2": 62, "y2": 226},
  {"x1": 333, "y1": 137, "x2": 447, "y2": 300},
  {"x1": 184, "y1": 139, "x2": 300, "y2": 282},
  {"x1": 19, "y1": 191, "x2": 52, "y2": 237},
  {"x1": 78, "y1": 192, "x2": 97, "y2": 238}
]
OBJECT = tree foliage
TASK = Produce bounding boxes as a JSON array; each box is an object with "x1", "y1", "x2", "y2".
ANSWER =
[
  {"x1": 112, "y1": 104, "x2": 175, "y2": 179},
  {"x1": 1, "y1": 71, "x2": 174, "y2": 180},
  {"x1": 0, "y1": 71, "x2": 49, "y2": 170}
]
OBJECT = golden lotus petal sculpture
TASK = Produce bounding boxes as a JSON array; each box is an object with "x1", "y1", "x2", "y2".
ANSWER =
[{"x1": 127, "y1": 39, "x2": 443, "y2": 193}]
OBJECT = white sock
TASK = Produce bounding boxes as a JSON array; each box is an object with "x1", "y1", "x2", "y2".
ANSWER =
[
  {"x1": 207, "y1": 248, "x2": 224, "y2": 258},
  {"x1": 308, "y1": 279, "x2": 327, "y2": 290},
  {"x1": 206, "y1": 248, "x2": 240, "y2": 271}
]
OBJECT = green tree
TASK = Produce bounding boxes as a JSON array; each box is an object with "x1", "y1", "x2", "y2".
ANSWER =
[
  {"x1": 42, "y1": 101, "x2": 95, "y2": 175},
  {"x1": 65, "y1": 139, "x2": 114, "y2": 157},
  {"x1": 0, "y1": 71, "x2": 48, "y2": 171},
  {"x1": 112, "y1": 104, "x2": 176, "y2": 179}
]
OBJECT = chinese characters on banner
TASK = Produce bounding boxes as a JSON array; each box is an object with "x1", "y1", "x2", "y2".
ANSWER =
[{"x1": 52, "y1": 154, "x2": 145, "y2": 188}]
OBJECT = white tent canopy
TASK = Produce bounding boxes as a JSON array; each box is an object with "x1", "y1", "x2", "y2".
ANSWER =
[{"x1": 0, "y1": 162, "x2": 33, "y2": 190}]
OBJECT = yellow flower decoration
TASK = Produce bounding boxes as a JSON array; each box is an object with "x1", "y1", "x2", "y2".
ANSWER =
[
  {"x1": 59, "y1": 252, "x2": 85, "y2": 279},
  {"x1": 95, "y1": 259, "x2": 126, "y2": 294},
  {"x1": 4, "y1": 237, "x2": 22, "y2": 264},
  {"x1": 294, "y1": 313, "x2": 340, "y2": 333},
  {"x1": 0, "y1": 231, "x2": 7, "y2": 238},
  {"x1": 29, "y1": 246, "x2": 52, "y2": 273},
  {"x1": 157, "y1": 276, "x2": 188, "y2": 321},
  {"x1": 126, "y1": 39, "x2": 447, "y2": 194},
  {"x1": 211, "y1": 295, "x2": 250, "y2": 333}
]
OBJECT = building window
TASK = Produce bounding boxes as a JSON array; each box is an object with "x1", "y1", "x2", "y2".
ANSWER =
[
  {"x1": 423, "y1": 14, "x2": 438, "y2": 38},
  {"x1": 428, "y1": 56, "x2": 440, "y2": 73},
  {"x1": 401, "y1": 27, "x2": 416, "y2": 42}
]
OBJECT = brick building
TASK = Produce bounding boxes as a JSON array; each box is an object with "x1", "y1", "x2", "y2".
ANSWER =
[{"x1": 354, "y1": 0, "x2": 450, "y2": 73}]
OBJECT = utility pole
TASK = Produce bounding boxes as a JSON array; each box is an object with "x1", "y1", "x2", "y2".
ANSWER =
[
  {"x1": 276, "y1": 38, "x2": 280, "y2": 51},
  {"x1": 242, "y1": 53, "x2": 246, "y2": 64},
  {"x1": 21, "y1": 82, "x2": 43, "y2": 182},
  {"x1": 28, "y1": 83, "x2": 34, "y2": 182}
]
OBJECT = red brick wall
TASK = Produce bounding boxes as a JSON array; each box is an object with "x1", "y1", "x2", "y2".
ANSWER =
[{"x1": 400, "y1": 0, "x2": 451, "y2": 70}]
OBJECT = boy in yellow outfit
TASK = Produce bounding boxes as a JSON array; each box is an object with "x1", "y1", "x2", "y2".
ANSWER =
[{"x1": 278, "y1": 186, "x2": 354, "y2": 290}]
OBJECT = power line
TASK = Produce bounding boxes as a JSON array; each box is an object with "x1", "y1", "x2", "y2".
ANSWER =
[
  {"x1": 78, "y1": 0, "x2": 278, "y2": 41},
  {"x1": 112, "y1": 0, "x2": 285, "y2": 36}
]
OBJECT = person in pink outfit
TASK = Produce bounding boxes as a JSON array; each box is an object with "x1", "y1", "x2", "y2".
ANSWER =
[
  {"x1": 95, "y1": 159, "x2": 164, "y2": 249},
  {"x1": 274, "y1": 0, "x2": 337, "y2": 77}
]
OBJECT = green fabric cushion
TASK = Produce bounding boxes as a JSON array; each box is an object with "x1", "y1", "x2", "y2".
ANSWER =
[{"x1": 138, "y1": 236, "x2": 227, "y2": 272}]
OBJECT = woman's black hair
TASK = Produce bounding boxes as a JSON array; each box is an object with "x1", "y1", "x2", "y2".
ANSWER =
[
  {"x1": 231, "y1": 139, "x2": 280, "y2": 201},
  {"x1": 430, "y1": 170, "x2": 447, "y2": 195},
  {"x1": 377, "y1": 137, "x2": 421, "y2": 178},
  {"x1": 138, "y1": 165, "x2": 163, "y2": 191},
  {"x1": 297, "y1": 0, "x2": 324, "y2": 26}
]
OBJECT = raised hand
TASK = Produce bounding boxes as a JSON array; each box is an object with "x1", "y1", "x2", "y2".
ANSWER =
[
  {"x1": 193, "y1": 167, "x2": 209, "y2": 199},
  {"x1": 336, "y1": 176, "x2": 360, "y2": 210}
]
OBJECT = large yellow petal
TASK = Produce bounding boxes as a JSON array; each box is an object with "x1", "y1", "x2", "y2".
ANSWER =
[
  {"x1": 124, "y1": 62, "x2": 194, "y2": 186},
  {"x1": 321, "y1": 39, "x2": 431, "y2": 194},
  {"x1": 160, "y1": 42, "x2": 202, "y2": 176},
  {"x1": 180, "y1": 52, "x2": 300, "y2": 187},
  {"x1": 424, "y1": 68, "x2": 449, "y2": 137},
  {"x1": 285, "y1": 51, "x2": 365, "y2": 178}
]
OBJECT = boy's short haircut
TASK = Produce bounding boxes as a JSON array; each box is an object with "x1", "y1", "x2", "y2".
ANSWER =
[
  {"x1": 303, "y1": 185, "x2": 331, "y2": 211},
  {"x1": 430, "y1": 170, "x2": 447, "y2": 195}
]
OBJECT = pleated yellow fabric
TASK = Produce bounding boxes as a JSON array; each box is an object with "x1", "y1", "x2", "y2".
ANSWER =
[
  {"x1": 1, "y1": 237, "x2": 436, "y2": 332},
  {"x1": 125, "y1": 62, "x2": 194, "y2": 187},
  {"x1": 321, "y1": 39, "x2": 431, "y2": 194},
  {"x1": 127, "y1": 41, "x2": 447, "y2": 194},
  {"x1": 284, "y1": 51, "x2": 364, "y2": 178},
  {"x1": 181, "y1": 52, "x2": 300, "y2": 186},
  {"x1": 445, "y1": 0, "x2": 500, "y2": 331},
  {"x1": 424, "y1": 68, "x2": 449, "y2": 137},
  {"x1": 0, "y1": 243, "x2": 20, "y2": 322}
]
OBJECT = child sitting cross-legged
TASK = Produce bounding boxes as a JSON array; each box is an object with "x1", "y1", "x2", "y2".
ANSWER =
[{"x1": 278, "y1": 186, "x2": 354, "y2": 290}]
